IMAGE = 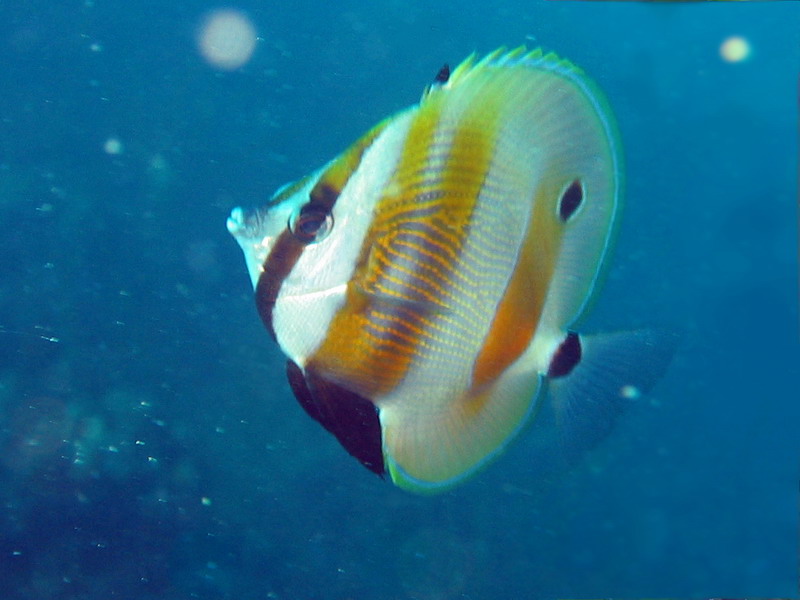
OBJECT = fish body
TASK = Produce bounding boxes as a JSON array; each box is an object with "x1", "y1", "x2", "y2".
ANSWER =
[{"x1": 228, "y1": 47, "x2": 674, "y2": 493}]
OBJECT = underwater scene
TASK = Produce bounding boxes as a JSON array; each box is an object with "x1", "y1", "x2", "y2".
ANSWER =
[{"x1": 0, "y1": 0, "x2": 798, "y2": 598}]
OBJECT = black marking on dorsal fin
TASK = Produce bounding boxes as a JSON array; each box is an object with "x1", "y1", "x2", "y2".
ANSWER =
[
  {"x1": 434, "y1": 63, "x2": 450, "y2": 84},
  {"x1": 286, "y1": 360, "x2": 385, "y2": 476}
]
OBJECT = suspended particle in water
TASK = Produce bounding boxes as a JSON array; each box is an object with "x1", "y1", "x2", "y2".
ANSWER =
[
  {"x1": 103, "y1": 137, "x2": 123, "y2": 155},
  {"x1": 197, "y1": 9, "x2": 257, "y2": 71},
  {"x1": 619, "y1": 384, "x2": 642, "y2": 400},
  {"x1": 719, "y1": 35, "x2": 751, "y2": 63}
]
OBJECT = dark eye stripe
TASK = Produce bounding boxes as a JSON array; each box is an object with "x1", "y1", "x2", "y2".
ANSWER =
[
  {"x1": 253, "y1": 110, "x2": 393, "y2": 339},
  {"x1": 255, "y1": 233, "x2": 306, "y2": 340},
  {"x1": 255, "y1": 182, "x2": 342, "y2": 339},
  {"x1": 308, "y1": 182, "x2": 339, "y2": 211}
]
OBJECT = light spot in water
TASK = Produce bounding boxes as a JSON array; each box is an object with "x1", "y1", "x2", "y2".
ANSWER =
[
  {"x1": 197, "y1": 9, "x2": 257, "y2": 71},
  {"x1": 720, "y1": 36, "x2": 751, "y2": 63},
  {"x1": 103, "y1": 137, "x2": 123, "y2": 155},
  {"x1": 619, "y1": 384, "x2": 641, "y2": 400}
]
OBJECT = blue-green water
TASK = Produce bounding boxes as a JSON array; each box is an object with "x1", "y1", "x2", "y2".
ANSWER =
[{"x1": 0, "y1": 1, "x2": 798, "y2": 598}]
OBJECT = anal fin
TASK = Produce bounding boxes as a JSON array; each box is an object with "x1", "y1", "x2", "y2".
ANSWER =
[{"x1": 286, "y1": 360, "x2": 385, "y2": 475}]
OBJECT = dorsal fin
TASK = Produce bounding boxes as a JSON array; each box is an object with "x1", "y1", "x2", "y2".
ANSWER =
[
  {"x1": 421, "y1": 62, "x2": 452, "y2": 100},
  {"x1": 420, "y1": 46, "x2": 583, "y2": 103},
  {"x1": 434, "y1": 63, "x2": 450, "y2": 84},
  {"x1": 446, "y1": 46, "x2": 583, "y2": 87}
]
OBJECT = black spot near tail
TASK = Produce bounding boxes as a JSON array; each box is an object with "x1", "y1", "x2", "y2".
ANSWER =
[{"x1": 547, "y1": 331, "x2": 582, "y2": 378}]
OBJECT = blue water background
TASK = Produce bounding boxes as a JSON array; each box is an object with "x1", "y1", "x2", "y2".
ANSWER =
[{"x1": 0, "y1": 1, "x2": 798, "y2": 598}]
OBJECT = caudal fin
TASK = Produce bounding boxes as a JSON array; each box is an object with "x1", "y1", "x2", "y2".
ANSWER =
[{"x1": 547, "y1": 329, "x2": 679, "y2": 465}]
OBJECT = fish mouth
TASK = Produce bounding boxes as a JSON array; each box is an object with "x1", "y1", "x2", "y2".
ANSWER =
[
  {"x1": 226, "y1": 207, "x2": 247, "y2": 236},
  {"x1": 227, "y1": 206, "x2": 269, "y2": 240}
]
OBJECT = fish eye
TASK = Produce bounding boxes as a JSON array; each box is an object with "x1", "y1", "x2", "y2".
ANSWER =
[
  {"x1": 558, "y1": 179, "x2": 584, "y2": 222},
  {"x1": 288, "y1": 204, "x2": 334, "y2": 244}
]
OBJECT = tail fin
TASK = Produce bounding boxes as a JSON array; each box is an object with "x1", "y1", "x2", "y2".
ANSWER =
[{"x1": 547, "y1": 329, "x2": 679, "y2": 465}]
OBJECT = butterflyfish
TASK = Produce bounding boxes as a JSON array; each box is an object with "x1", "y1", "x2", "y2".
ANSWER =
[{"x1": 227, "y1": 47, "x2": 675, "y2": 493}]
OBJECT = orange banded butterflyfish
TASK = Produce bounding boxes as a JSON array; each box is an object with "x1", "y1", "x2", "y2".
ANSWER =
[{"x1": 227, "y1": 47, "x2": 675, "y2": 493}]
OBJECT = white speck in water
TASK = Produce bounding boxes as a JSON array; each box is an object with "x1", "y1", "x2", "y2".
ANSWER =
[
  {"x1": 619, "y1": 385, "x2": 641, "y2": 400},
  {"x1": 103, "y1": 137, "x2": 123, "y2": 155}
]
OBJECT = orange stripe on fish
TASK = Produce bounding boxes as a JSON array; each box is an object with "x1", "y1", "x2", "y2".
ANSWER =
[
  {"x1": 309, "y1": 87, "x2": 498, "y2": 397},
  {"x1": 471, "y1": 171, "x2": 567, "y2": 389}
]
